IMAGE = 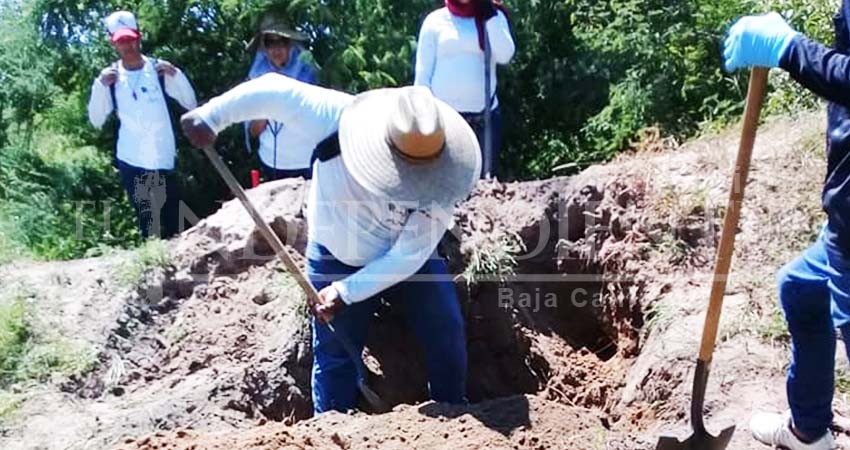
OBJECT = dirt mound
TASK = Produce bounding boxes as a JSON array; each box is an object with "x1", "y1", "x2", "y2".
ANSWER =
[
  {"x1": 77, "y1": 171, "x2": 650, "y2": 427},
  {"x1": 46, "y1": 166, "x2": 661, "y2": 449},
  {"x1": 120, "y1": 395, "x2": 642, "y2": 450}
]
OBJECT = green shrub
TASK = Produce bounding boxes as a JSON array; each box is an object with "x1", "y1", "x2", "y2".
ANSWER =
[
  {"x1": 462, "y1": 231, "x2": 526, "y2": 284},
  {"x1": 0, "y1": 288, "x2": 97, "y2": 387},
  {"x1": 0, "y1": 220, "x2": 27, "y2": 265},
  {"x1": 0, "y1": 391, "x2": 22, "y2": 422},
  {"x1": 0, "y1": 300, "x2": 29, "y2": 379},
  {"x1": 115, "y1": 239, "x2": 173, "y2": 287},
  {"x1": 761, "y1": 0, "x2": 839, "y2": 115},
  {"x1": 0, "y1": 139, "x2": 140, "y2": 261}
]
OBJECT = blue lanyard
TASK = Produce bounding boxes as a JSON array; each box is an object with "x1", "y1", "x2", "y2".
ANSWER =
[{"x1": 268, "y1": 120, "x2": 283, "y2": 179}]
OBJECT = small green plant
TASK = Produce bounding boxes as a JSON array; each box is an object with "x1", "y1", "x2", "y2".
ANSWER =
[
  {"x1": 0, "y1": 391, "x2": 22, "y2": 422},
  {"x1": 651, "y1": 234, "x2": 691, "y2": 266},
  {"x1": 462, "y1": 231, "x2": 526, "y2": 284},
  {"x1": 834, "y1": 367, "x2": 850, "y2": 417},
  {"x1": 797, "y1": 127, "x2": 828, "y2": 161},
  {"x1": 591, "y1": 425, "x2": 609, "y2": 450},
  {"x1": 0, "y1": 299, "x2": 30, "y2": 379},
  {"x1": 649, "y1": 183, "x2": 713, "y2": 229},
  {"x1": 268, "y1": 268, "x2": 309, "y2": 321},
  {"x1": 116, "y1": 239, "x2": 173, "y2": 287},
  {"x1": 0, "y1": 287, "x2": 97, "y2": 387},
  {"x1": 644, "y1": 297, "x2": 673, "y2": 332},
  {"x1": 0, "y1": 221, "x2": 27, "y2": 266},
  {"x1": 836, "y1": 370, "x2": 850, "y2": 395},
  {"x1": 758, "y1": 304, "x2": 790, "y2": 344},
  {"x1": 14, "y1": 340, "x2": 97, "y2": 383},
  {"x1": 165, "y1": 317, "x2": 189, "y2": 346}
]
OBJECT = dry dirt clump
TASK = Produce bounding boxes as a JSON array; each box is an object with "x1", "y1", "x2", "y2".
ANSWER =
[
  {"x1": 0, "y1": 112, "x2": 839, "y2": 450},
  {"x1": 120, "y1": 395, "x2": 628, "y2": 450}
]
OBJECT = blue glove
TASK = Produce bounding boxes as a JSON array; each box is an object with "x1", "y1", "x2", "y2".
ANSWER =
[{"x1": 723, "y1": 12, "x2": 798, "y2": 72}]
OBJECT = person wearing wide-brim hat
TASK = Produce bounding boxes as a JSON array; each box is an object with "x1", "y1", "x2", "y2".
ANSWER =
[
  {"x1": 245, "y1": 13, "x2": 310, "y2": 53},
  {"x1": 243, "y1": 13, "x2": 320, "y2": 182},
  {"x1": 180, "y1": 74, "x2": 480, "y2": 413}
]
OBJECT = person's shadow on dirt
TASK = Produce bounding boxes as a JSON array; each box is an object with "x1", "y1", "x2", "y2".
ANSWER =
[{"x1": 417, "y1": 395, "x2": 531, "y2": 437}]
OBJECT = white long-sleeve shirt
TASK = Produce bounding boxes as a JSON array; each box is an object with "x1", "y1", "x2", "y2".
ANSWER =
[
  {"x1": 257, "y1": 120, "x2": 315, "y2": 170},
  {"x1": 414, "y1": 7, "x2": 515, "y2": 113},
  {"x1": 88, "y1": 56, "x2": 197, "y2": 170},
  {"x1": 247, "y1": 47, "x2": 320, "y2": 170},
  {"x1": 195, "y1": 74, "x2": 453, "y2": 304}
]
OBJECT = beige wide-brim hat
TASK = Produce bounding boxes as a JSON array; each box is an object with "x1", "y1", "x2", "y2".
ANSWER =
[
  {"x1": 338, "y1": 86, "x2": 481, "y2": 209},
  {"x1": 245, "y1": 13, "x2": 308, "y2": 52}
]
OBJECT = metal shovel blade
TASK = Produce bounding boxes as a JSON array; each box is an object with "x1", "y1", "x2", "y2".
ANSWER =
[
  {"x1": 655, "y1": 425, "x2": 735, "y2": 450},
  {"x1": 327, "y1": 322, "x2": 389, "y2": 413},
  {"x1": 655, "y1": 360, "x2": 736, "y2": 450}
]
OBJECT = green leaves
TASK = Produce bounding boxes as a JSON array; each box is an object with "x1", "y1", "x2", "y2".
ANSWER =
[
  {"x1": 500, "y1": 0, "x2": 773, "y2": 178},
  {"x1": 342, "y1": 46, "x2": 367, "y2": 71},
  {"x1": 0, "y1": 2, "x2": 59, "y2": 140}
]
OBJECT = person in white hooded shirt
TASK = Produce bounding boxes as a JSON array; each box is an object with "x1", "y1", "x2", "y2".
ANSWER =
[{"x1": 88, "y1": 11, "x2": 197, "y2": 239}]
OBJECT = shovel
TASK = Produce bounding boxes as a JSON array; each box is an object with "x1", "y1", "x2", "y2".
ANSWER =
[
  {"x1": 655, "y1": 66, "x2": 769, "y2": 450},
  {"x1": 201, "y1": 145, "x2": 388, "y2": 413}
]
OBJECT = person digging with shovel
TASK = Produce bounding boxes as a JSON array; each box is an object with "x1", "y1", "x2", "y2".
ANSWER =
[
  {"x1": 180, "y1": 74, "x2": 480, "y2": 414},
  {"x1": 724, "y1": 7, "x2": 850, "y2": 450}
]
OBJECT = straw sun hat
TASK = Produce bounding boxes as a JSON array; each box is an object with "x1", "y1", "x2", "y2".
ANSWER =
[
  {"x1": 338, "y1": 86, "x2": 481, "y2": 209},
  {"x1": 246, "y1": 13, "x2": 309, "y2": 52}
]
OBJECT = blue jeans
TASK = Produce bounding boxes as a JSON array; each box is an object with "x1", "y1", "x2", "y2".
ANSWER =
[
  {"x1": 305, "y1": 242, "x2": 467, "y2": 413},
  {"x1": 117, "y1": 160, "x2": 180, "y2": 239},
  {"x1": 461, "y1": 107, "x2": 503, "y2": 179},
  {"x1": 779, "y1": 223, "x2": 850, "y2": 438}
]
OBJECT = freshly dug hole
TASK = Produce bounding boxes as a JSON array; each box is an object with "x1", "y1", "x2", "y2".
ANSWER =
[{"x1": 361, "y1": 178, "x2": 649, "y2": 415}]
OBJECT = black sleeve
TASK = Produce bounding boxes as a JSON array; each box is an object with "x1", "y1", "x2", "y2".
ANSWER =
[{"x1": 780, "y1": 35, "x2": 850, "y2": 109}]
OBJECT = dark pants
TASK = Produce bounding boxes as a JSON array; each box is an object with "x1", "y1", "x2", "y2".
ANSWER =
[
  {"x1": 117, "y1": 160, "x2": 180, "y2": 239},
  {"x1": 778, "y1": 223, "x2": 850, "y2": 438},
  {"x1": 461, "y1": 107, "x2": 503, "y2": 179},
  {"x1": 305, "y1": 242, "x2": 467, "y2": 413},
  {"x1": 260, "y1": 162, "x2": 312, "y2": 181}
]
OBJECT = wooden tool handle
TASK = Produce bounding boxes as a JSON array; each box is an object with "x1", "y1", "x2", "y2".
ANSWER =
[
  {"x1": 698, "y1": 67, "x2": 769, "y2": 362},
  {"x1": 202, "y1": 146, "x2": 322, "y2": 305},
  {"x1": 199, "y1": 147, "x2": 391, "y2": 410}
]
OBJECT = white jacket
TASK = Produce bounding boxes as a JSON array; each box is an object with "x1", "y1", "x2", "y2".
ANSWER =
[{"x1": 88, "y1": 56, "x2": 197, "y2": 170}]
